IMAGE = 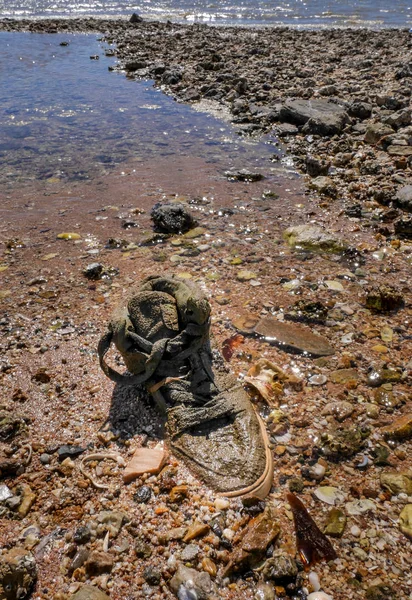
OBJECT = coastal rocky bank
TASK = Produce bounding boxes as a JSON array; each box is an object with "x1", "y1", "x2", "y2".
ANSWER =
[{"x1": 0, "y1": 16, "x2": 412, "y2": 600}]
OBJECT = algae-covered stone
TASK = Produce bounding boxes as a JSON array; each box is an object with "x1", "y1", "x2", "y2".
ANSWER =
[
  {"x1": 380, "y1": 472, "x2": 412, "y2": 495},
  {"x1": 324, "y1": 508, "x2": 347, "y2": 537},
  {"x1": 365, "y1": 284, "x2": 404, "y2": 313},
  {"x1": 237, "y1": 270, "x2": 257, "y2": 282},
  {"x1": 0, "y1": 547, "x2": 36, "y2": 600},
  {"x1": 261, "y1": 551, "x2": 298, "y2": 581},
  {"x1": 56, "y1": 232, "x2": 81, "y2": 240},
  {"x1": 151, "y1": 202, "x2": 197, "y2": 234},
  {"x1": 381, "y1": 413, "x2": 412, "y2": 441},
  {"x1": 319, "y1": 426, "x2": 367, "y2": 460},
  {"x1": 330, "y1": 368, "x2": 358, "y2": 384},
  {"x1": 365, "y1": 583, "x2": 396, "y2": 600},
  {"x1": 399, "y1": 504, "x2": 412, "y2": 540},
  {"x1": 367, "y1": 367, "x2": 402, "y2": 387},
  {"x1": 283, "y1": 224, "x2": 347, "y2": 253},
  {"x1": 309, "y1": 176, "x2": 337, "y2": 198}
]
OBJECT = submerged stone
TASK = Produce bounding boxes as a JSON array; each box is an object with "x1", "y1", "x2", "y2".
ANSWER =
[
  {"x1": 324, "y1": 508, "x2": 347, "y2": 538},
  {"x1": 225, "y1": 169, "x2": 264, "y2": 182},
  {"x1": 284, "y1": 300, "x2": 328, "y2": 325},
  {"x1": 151, "y1": 202, "x2": 197, "y2": 234},
  {"x1": 365, "y1": 285, "x2": 404, "y2": 313},
  {"x1": 254, "y1": 318, "x2": 334, "y2": 357},
  {"x1": 381, "y1": 413, "x2": 412, "y2": 441},
  {"x1": 70, "y1": 585, "x2": 111, "y2": 600},
  {"x1": 380, "y1": 472, "x2": 412, "y2": 495},
  {"x1": 318, "y1": 426, "x2": 367, "y2": 460},
  {"x1": 261, "y1": 551, "x2": 298, "y2": 581},
  {"x1": 283, "y1": 224, "x2": 347, "y2": 254}
]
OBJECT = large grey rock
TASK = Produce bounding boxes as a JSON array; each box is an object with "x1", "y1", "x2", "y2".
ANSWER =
[
  {"x1": 279, "y1": 99, "x2": 348, "y2": 135},
  {"x1": 70, "y1": 585, "x2": 111, "y2": 600},
  {"x1": 395, "y1": 185, "x2": 412, "y2": 212}
]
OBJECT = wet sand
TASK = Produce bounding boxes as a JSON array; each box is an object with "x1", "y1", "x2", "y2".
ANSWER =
[{"x1": 1, "y1": 17, "x2": 412, "y2": 600}]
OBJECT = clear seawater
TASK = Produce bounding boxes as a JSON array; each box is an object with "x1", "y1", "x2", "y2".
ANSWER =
[
  {"x1": 0, "y1": 0, "x2": 410, "y2": 27},
  {"x1": 0, "y1": 32, "x2": 282, "y2": 186}
]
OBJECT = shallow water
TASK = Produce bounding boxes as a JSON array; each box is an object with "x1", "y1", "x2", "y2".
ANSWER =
[
  {"x1": 0, "y1": 0, "x2": 410, "y2": 27},
  {"x1": 0, "y1": 32, "x2": 284, "y2": 187}
]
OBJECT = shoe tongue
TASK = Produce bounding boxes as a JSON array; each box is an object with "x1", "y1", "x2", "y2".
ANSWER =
[{"x1": 128, "y1": 290, "x2": 180, "y2": 343}]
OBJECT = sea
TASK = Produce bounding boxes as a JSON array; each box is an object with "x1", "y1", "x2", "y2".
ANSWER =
[
  {"x1": 0, "y1": 1, "x2": 410, "y2": 188},
  {"x1": 0, "y1": 0, "x2": 411, "y2": 28}
]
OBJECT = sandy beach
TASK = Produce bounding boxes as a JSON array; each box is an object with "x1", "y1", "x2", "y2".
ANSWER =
[{"x1": 0, "y1": 17, "x2": 411, "y2": 600}]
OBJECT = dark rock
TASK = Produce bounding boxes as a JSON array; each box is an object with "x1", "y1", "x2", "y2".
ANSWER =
[
  {"x1": 0, "y1": 410, "x2": 27, "y2": 442},
  {"x1": 395, "y1": 63, "x2": 412, "y2": 80},
  {"x1": 129, "y1": 12, "x2": 143, "y2": 23},
  {"x1": 224, "y1": 169, "x2": 264, "y2": 182},
  {"x1": 365, "y1": 583, "x2": 396, "y2": 600},
  {"x1": 279, "y1": 98, "x2": 348, "y2": 135},
  {"x1": 83, "y1": 263, "x2": 103, "y2": 280},
  {"x1": 274, "y1": 123, "x2": 299, "y2": 137},
  {"x1": 162, "y1": 68, "x2": 183, "y2": 85},
  {"x1": 348, "y1": 101, "x2": 372, "y2": 120},
  {"x1": 309, "y1": 176, "x2": 337, "y2": 197},
  {"x1": 364, "y1": 123, "x2": 395, "y2": 145},
  {"x1": 367, "y1": 367, "x2": 402, "y2": 388},
  {"x1": 394, "y1": 215, "x2": 412, "y2": 239},
  {"x1": 143, "y1": 565, "x2": 161, "y2": 586},
  {"x1": 151, "y1": 202, "x2": 197, "y2": 234},
  {"x1": 133, "y1": 485, "x2": 152, "y2": 504},
  {"x1": 318, "y1": 426, "x2": 367, "y2": 460},
  {"x1": 288, "y1": 477, "x2": 304, "y2": 493},
  {"x1": 125, "y1": 60, "x2": 147, "y2": 71},
  {"x1": 69, "y1": 548, "x2": 90, "y2": 573},
  {"x1": 32, "y1": 368, "x2": 51, "y2": 383},
  {"x1": 285, "y1": 300, "x2": 328, "y2": 325},
  {"x1": 394, "y1": 185, "x2": 412, "y2": 212},
  {"x1": 73, "y1": 526, "x2": 91, "y2": 545},
  {"x1": 0, "y1": 547, "x2": 36, "y2": 600},
  {"x1": 135, "y1": 538, "x2": 152, "y2": 559},
  {"x1": 365, "y1": 285, "x2": 404, "y2": 313},
  {"x1": 345, "y1": 203, "x2": 362, "y2": 218},
  {"x1": 305, "y1": 155, "x2": 330, "y2": 177},
  {"x1": 382, "y1": 109, "x2": 411, "y2": 130},
  {"x1": 57, "y1": 445, "x2": 86, "y2": 461}
]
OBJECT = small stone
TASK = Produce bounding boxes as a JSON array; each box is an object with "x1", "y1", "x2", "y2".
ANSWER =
[
  {"x1": 283, "y1": 224, "x2": 347, "y2": 253},
  {"x1": 201, "y1": 557, "x2": 217, "y2": 577},
  {"x1": 367, "y1": 367, "x2": 402, "y2": 388},
  {"x1": 314, "y1": 487, "x2": 344, "y2": 506},
  {"x1": 214, "y1": 498, "x2": 230, "y2": 511},
  {"x1": 143, "y1": 565, "x2": 162, "y2": 586},
  {"x1": 70, "y1": 586, "x2": 111, "y2": 600},
  {"x1": 380, "y1": 472, "x2": 412, "y2": 495},
  {"x1": 225, "y1": 169, "x2": 264, "y2": 182},
  {"x1": 381, "y1": 413, "x2": 412, "y2": 441},
  {"x1": 255, "y1": 582, "x2": 276, "y2": 600},
  {"x1": 169, "y1": 565, "x2": 213, "y2": 599},
  {"x1": 134, "y1": 539, "x2": 152, "y2": 559},
  {"x1": 83, "y1": 263, "x2": 104, "y2": 280},
  {"x1": 345, "y1": 499, "x2": 376, "y2": 516},
  {"x1": 181, "y1": 544, "x2": 199, "y2": 563},
  {"x1": 350, "y1": 525, "x2": 361, "y2": 537},
  {"x1": 324, "y1": 508, "x2": 347, "y2": 537},
  {"x1": 237, "y1": 270, "x2": 257, "y2": 282},
  {"x1": 322, "y1": 401, "x2": 354, "y2": 422},
  {"x1": 0, "y1": 547, "x2": 37, "y2": 600},
  {"x1": 85, "y1": 551, "x2": 113, "y2": 576},
  {"x1": 365, "y1": 285, "x2": 404, "y2": 313},
  {"x1": 308, "y1": 374, "x2": 327, "y2": 386},
  {"x1": 183, "y1": 522, "x2": 210, "y2": 543},
  {"x1": 58, "y1": 445, "x2": 86, "y2": 461},
  {"x1": 151, "y1": 202, "x2": 197, "y2": 234},
  {"x1": 365, "y1": 583, "x2": 396, "y2": 600},
  {"x1": 39, "y1": 453, "x2": 51, "y2": 465},
  {"x1": 307, "y1": 592, "x2": 334, "y2": 600},
  {"x1": 123, "y1": 446, "x2": 166, "y2": 482},
  {"x1": 133, "y1": 485, "x2": 152, "y2": 504},
  {"x1": 96, "y1": 511, "x2": 125, "y2": 537},
  {"x1": 261, "y1": 551, "x2": 298, "y2": 581},
  {"x1": 73, "y1": 526, "x2": 91, "y2": 545},
  {"x1": 399, "y1": 504, "x2": 412, "y2": 539},
  {"x1": 0, "y1": 484, "x2": 13, "y2": 501},
  {"x1": 169, "y1": 485, "x2": 189, "y2": 503},
  {"x1": 69, "y1": 548, "x2": 90, "y2": 573},
  {"x1": 329, "y1": 368, "x2": 358, "y2": 384},
  {"x1": 56, "y1": 232, "x2": 81, "y2": 240},
  {"x1": 288, "y1": 477, "x2": 304, "y2": 493},
  {"x1": 324, "y1": 280, "x2": 344, "y2": 291}
]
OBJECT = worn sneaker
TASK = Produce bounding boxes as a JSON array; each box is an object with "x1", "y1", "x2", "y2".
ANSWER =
[{"x1": 98, "y1": 275, "x2": 273, "y2": 498}]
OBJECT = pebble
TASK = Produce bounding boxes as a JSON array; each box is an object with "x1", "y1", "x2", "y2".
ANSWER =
[
  {"x1": 214, "y1": 498, "x2": 230, "y2": 511},
  {"x1": 345, "y1": 499, "x2": 376, "y2": 516},
  {"x1": 181, "y1": 544, "x2": 199, "y2": 562},
  {"x1": 307, "y1": 593, "x2": 333, "y2": 600}
]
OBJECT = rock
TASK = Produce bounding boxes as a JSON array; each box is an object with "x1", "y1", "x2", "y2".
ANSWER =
[
  {"x1": 394, "y1": 185, "x2": 412, "y2": 212},
  {"x1": 374, "y1": 388, "x2": 401, "y2": 412},
  {"x1": 321, "y1": 401, "x2": 354, "y2": 422},
  {"x1": 382, "y1": 109, "x2": 411, "y2": 130},
  {"x1": 183, "y1": 522, "x2": 210, "y2": 542},
  {"x1": 123, "y1": 445, "x2": 166, "y2": 482},
  {"x1": 0, "y1": 459, "x2": 22, "y2": 479},
  {"x1": 279, "y1": 99, "x2": 348, "y2": 135},
  {"x1": 309, "y1": 176, "x2": 337, "y2": 198},
  {"x1": 284, "y1": 300, "x2": 328, "y2": 325},
  {"x1": 329, "y1": 368, "x2": 358, "y2": 384},
  {"x1": 305, "y1": 155, "x2": 330, "y2": 177},
  {"x1": 69, "y1": 547, "x2": 89, "y2": 573},
  {"x1": 151, "y1": 203, "x2": 197, "y2": 234},
  {"x1": 380, "y1": 472, "x2": 412, "y2": 495},
  {"x1": 399, "y1": 504, "x2": 412, "y2": 539},
  {"x1": 365, "y1": 285, "x2": 404, "y2": 313},
  {"x1": 181, "y1": 544, "x2": 199, "y2": 562},
  {"x1": 169, "y1": 485, "x2": 189, "y2": 503},
  {"x1": 169, "y1": 565, "x2": 213, "y2": 600},
  {"x1": 83, "y1": 263, "x2": 103, "y2": 280},
  {"x1": 70, "y1": 585, "x2": 111, "y2": 600},
  {"x1": 96, "y1": 511, "x2": 125, "y2": 537},
  {"x1": 56, "y1": 232, "x2": 81, "y2": 240},
  {"x1": 318, "y1": 427, "x2": 366, "y2": 460},
  {"x1": 364, "y1": 123, "x2": 395, "y2": 145},
  {"x1": 283, "y1": 224, "x2": 347, "y2": 253},
  {"x1": 73, "y1": 526, "x2": 91, "y2": 545},
  {"x1": 0, "y1": 547, "x2": 36, "y2": 600},
  {"x1": 134, "y1": 539, "x2": 153, "y2": 558},
  {"x1": 387, "y1": 145, "x2": 412, "y2": 157},
  {"x1": 394, "y1": 215, "x2": 412, "y2": 239},
  {"x1": 201, "y1": 558, "x2": 217, "y2": 577},
  {"x1": 307, "y1": 593, "x2": 333, "y2": 600},
  {"x1": 381, "y1": 414, "x2": 412, "y2": 441},
  {"x1": 324, "y1": 508, "x2": 346, "y2": 538},
  {"x1": 365, "y1": 583, "x2": 396, "y2": 600},
  {"x1": 252, "y1": 318, "x2": 334, "y2": 357},
  {"x1": 0, "y1": 484, "x2": 13, "y2": 501},
  {"x1": 16, "y1": 484, "x2": 36, "y2": 519},
  {"x1": 143, "y1": 565, "x2": 162, "y2": 585},
  {"x1": 367, "y1": 367, "x2": 402, "y2": 387},
  {"x1": 345, "y1": 499, "x2": 376, "y2": 516},
  {"x1": 223, "y1": 504, "x2": 280, "y2": 576},
  {"x1": 236, "y1": 270, "x2": 257, "y2": 282},
  {"x1": 57, "y1": 445, "x2": 86, "y2": 461},
  {"x1": 84, "y1": 551, "x2": 114, "y2": 575},
  {"x1": 224, "y1": 169, "x2": 264, "y2": 182},
  {"x1": 129, "y1": 12, "x2": 143, "y2": 23},
  {"x1": 261, "y1": 551, "x2": 298, "y2": 581},
  {"x1": 133, "y1": 485, "x2": 152, "y2": 504},
  {"x1": 255, "y1": 582, "x2": 276, "y2": 600},
  {"x1": 348, "y1": 101, "x2": 372, "y2": 120},
  {"x1": 0, "y1": 410, "x2": 27, "y2": 441}
]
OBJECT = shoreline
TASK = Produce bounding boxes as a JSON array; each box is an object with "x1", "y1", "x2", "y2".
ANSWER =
[{"x1": 1, "y1": 16, "x2": 412, "y2": 600}]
